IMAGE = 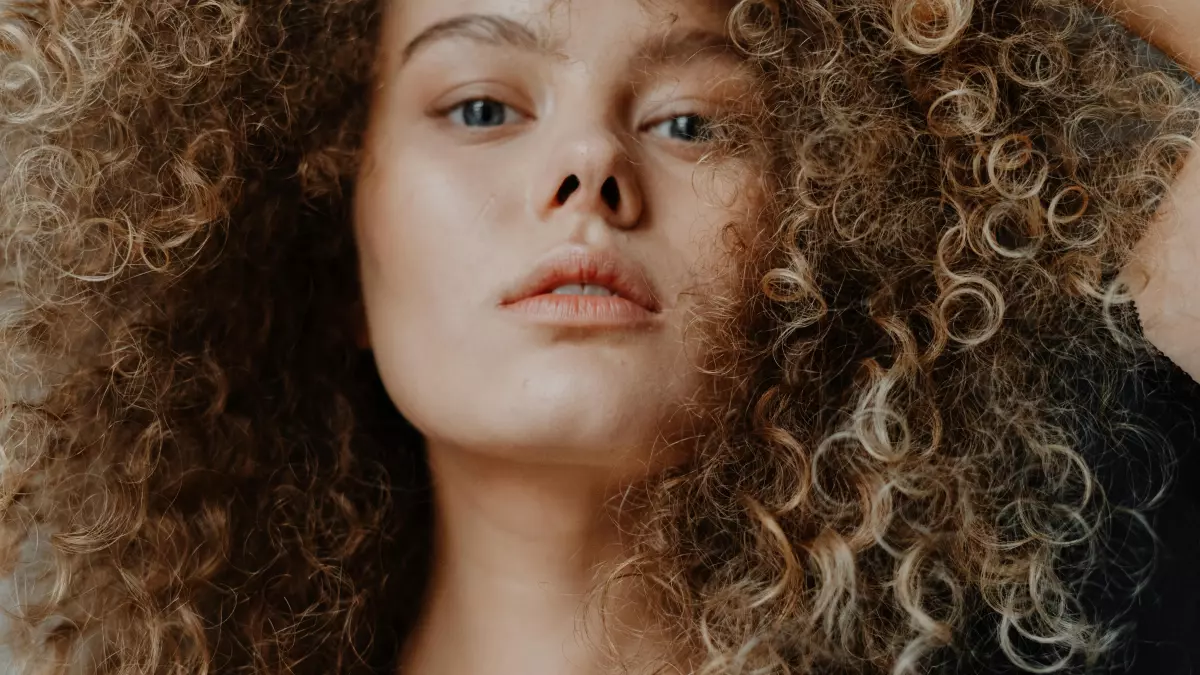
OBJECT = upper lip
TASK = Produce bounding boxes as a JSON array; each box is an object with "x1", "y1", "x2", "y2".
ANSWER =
[{"x1": 500, "y1": 246, "x2": 661, "y2": 313}]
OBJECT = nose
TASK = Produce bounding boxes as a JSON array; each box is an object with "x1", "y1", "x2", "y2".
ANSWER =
[{"x1": 534, "y1": 129, "x2": 644, "y2": 229}]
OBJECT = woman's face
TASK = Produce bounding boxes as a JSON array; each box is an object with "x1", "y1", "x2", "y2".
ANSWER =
[{"x1": 355, "y1": 0, "x2": 756, "y2": 470}]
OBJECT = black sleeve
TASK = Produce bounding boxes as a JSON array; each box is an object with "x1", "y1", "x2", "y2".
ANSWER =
[{"x1": 1123, "y1": 355, "x2": 1200, "y2": 675}]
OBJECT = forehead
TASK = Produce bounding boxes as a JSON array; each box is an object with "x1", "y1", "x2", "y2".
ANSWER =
[{"x1": 383, "y1": 0, "x2": 735, "y2": 59}]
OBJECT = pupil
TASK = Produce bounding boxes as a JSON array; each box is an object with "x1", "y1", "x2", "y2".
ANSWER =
[
  {"x1": 464, "y1": 100, "x2": 504, "y2": 127},
  {"x1": 673, "y1": 116, "x2": 706, "y2": 141}
]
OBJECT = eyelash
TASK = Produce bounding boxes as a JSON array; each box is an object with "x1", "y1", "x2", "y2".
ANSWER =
[{"x1": 442, "y1": 97, "x2": 713, "y2": 143}]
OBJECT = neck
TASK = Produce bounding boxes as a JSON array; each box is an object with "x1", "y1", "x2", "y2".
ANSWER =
[{"x1": 398, "y1": 443, "x2": 664, "y2": 675}]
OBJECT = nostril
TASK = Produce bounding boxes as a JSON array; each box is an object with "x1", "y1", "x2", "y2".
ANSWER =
[
  {"x1": 555, "y1": 175, "x2": 581, "y2": 205},
  {"x1": 600, "y1": 176, "x2": 620, "y2": 212}
]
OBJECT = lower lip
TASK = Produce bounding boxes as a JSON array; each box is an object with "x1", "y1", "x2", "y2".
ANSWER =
[{"x1": 501, "y1": 294, "x2": 659, "y2": 327}]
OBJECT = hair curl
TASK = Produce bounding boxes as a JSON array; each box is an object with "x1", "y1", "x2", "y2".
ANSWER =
[{"x1": 0, "y1": 0, "x2": 1196, "y2": 674}]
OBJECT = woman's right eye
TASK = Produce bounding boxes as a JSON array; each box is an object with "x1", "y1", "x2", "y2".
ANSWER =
[{"x1": 446, "y1": 98, "x2": 525, "y2": 128}]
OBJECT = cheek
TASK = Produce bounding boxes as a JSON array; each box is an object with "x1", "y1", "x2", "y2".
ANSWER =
[
  {"x1": 353, "y1": 145, "x2": 505, "y2": 402},
  {"x1": 354, "y1": 139, "x2": 519, "y2": 319},
  {"x1": 654, "y1": 167, "x2": 759, "y2": 298}
]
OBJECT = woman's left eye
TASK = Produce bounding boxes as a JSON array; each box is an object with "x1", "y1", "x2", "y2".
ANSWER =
[{"x1": 650, "y1": 114, "x2": 713, "y2": 143}]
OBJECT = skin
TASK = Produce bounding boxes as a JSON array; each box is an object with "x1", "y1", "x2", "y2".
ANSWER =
[
  {"x1": 351, "y1": 0, "x2": 1200, "y2": 672},
  {"x1": 1100, "y1": 0, "x2": 1200, "y2": 381},
  {"x1": 353, "y1": 0, "x2": 750, "y2": 673}
]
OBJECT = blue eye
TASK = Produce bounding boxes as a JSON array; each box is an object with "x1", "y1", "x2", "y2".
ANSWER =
[
  {"x1": 652, "y1": 114, "x2": 713, "y2": 143},
  {"x1": 448, "y1": 99, "x2": 521, "y2": 127}
]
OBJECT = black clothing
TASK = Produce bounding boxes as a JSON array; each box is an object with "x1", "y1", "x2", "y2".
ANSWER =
[{"x1": 1122, "y1": 355, "x2": 1200, "y2": 674}]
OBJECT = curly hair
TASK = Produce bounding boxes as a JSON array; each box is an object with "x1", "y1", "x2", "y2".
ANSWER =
[{"x1": 0, "y1": 0, "x2": 1196, "y2": 674}]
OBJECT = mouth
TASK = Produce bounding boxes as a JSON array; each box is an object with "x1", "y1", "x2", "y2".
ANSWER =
[{"x1": 499, "y1": 247, "x2": 661, "y2": 327}]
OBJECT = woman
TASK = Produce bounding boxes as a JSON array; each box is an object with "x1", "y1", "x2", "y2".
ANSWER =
[{"x1": 0, "y1": 0, "x2": 1197, "y2": 673}]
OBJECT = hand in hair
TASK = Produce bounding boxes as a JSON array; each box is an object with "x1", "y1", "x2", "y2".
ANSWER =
[{"x1": 1099, "y1": 0, "x2": 1200, "y2": 381}]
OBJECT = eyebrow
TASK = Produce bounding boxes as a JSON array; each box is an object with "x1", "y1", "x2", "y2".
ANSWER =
[
  {"x1": 399, "y1": 13, "x2": 742, "y2": 69},
  {"x1": 400, "y1": 14, "x2": 555, "y2": 65}
]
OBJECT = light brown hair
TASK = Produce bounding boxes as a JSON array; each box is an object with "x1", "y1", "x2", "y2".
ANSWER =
[{"x1": 0, "y1": 0, "x2": 1196, "y2": 673}]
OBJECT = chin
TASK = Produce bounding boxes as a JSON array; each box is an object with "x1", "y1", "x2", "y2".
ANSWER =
[
  {"x1": 483, "y1": 372, "x2": 676, "y2": 463},
  {"x1": 375, "y1": 333, "x2": 703, "y2": 467},
  {"x1": 397, "y1": 361, "x2": 690, "y2": 470}
]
